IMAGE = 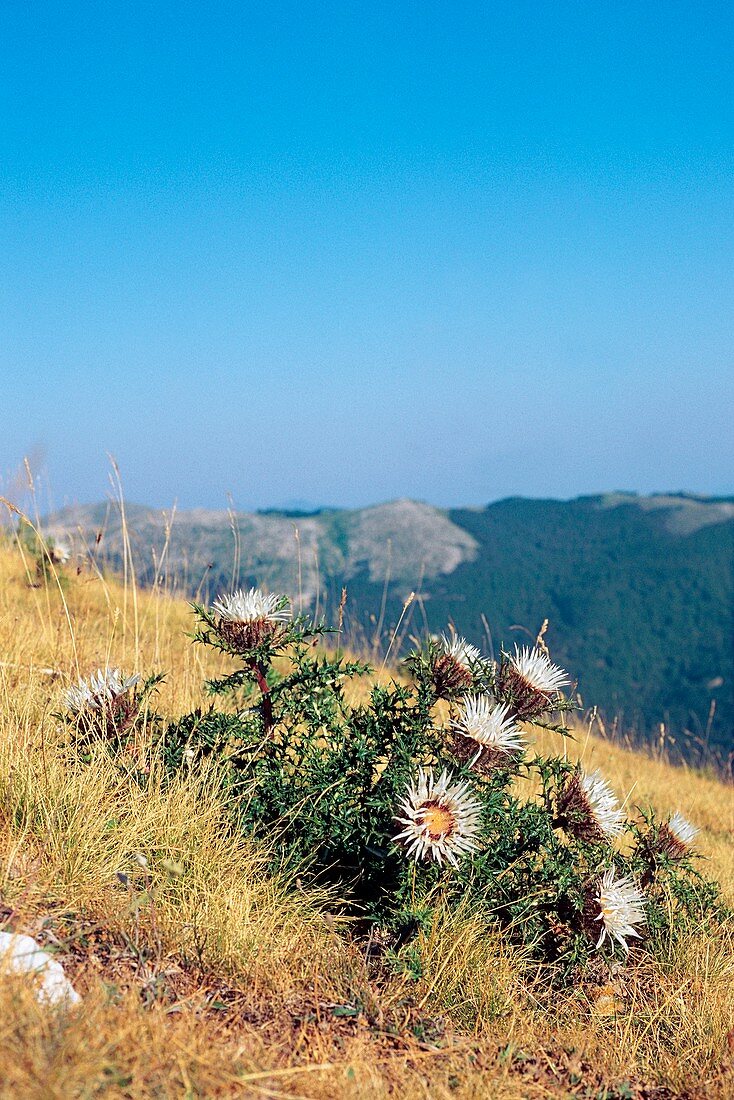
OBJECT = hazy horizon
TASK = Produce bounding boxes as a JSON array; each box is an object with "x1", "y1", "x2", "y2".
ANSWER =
[{"x1": 15, "y1": 470, "x2": 734, "y2": 521}]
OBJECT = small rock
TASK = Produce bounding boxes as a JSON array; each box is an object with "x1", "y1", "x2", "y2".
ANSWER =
[{"x1": 0, "y1": 931, "x2": 81, "y2": 1007}]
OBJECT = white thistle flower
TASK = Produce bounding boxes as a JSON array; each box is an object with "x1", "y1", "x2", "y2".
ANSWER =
[
  {"x1": 212, "y1": 587, "x2": 292, "y2": 650},
  {"x1": 595, "y1": 867, "x2": 646, "y2": 952},
  {"x1": 394, "y1": 768, "x2": 482, "y2": 867},
  {"x1": 440, "y1": 633, "x2": 482, "y2": 671},
  {"x1": 452, "y1": 695, "x2": 525, "y2": 758},
  {"x1": 579, "y1": 770, "x2": 626, "y2": 840},
  {"x1": 509, "y1": 645, "x2": 570, "y2": 696},
  {"x1": 667, "y1": 812, "x2": 699, "y2": 848},
  {"x1": 429, "y1": 632, "x2": 490, "y2": 698},
  {"x1": 51, "y1": 540, "x2": 71, "y2": 565},
  {"x1": 556, "y1": 768, "x2": 625, "y2": 843},
  {"x1": 657, "y1": 810, "x2": 699, "y2": 858},
  {"x1": 64, "y1": 668, "x2": 140, "y2": 713},
  {"x1": 212, "y1": 588, "x2": 291, "y2": 624}
]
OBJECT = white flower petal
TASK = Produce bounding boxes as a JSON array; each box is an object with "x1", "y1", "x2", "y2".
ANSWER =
[
  {"x1": 393, "y1": 767, "x2": 482, "y2": 866},
  {"x1": 668, "y1": 811, "x2": 699, "y2": 848},
  {"x1": 440, "y1": 633, "x2": 482, "y2": 670},
  {"x1": 580, "y1": 770, "x2": 625, "y2": 840},
  {"x1": 212, "y1": 588, "x2": 291, "y2": 624},
  {"x1": 453, "y1": 695, "x2": 525, "y2": 757},
  {"x1": 64, "y1": 667, "x2": 139, "y2": 714},
  {"x1": 510, "y1": 645, "x2": 569, "y2": 695},
  {"x1": 595, "y1": 867, "x2": 646, "y2": 953}
]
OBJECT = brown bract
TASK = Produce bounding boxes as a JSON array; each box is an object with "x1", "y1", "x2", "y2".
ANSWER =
[
  {"x1": 449, "y1": 731, "x2": 516, "y2": 775},
  {"x1": 580, "y1": 882, "x2": 608, "y2": 946},
  {"x1": 655, "y1": 823, "x2": 690, "y2": 861},
  {"x1": 216, "y1": 617, "x2": 285, "y2": 652},
  {"x1": 76, "y1": 692, "x2": 139, "y2": 745}
]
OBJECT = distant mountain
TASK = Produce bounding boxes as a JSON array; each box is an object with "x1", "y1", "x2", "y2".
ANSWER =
[{"x1": 45, "y1": 493, "x2": 734, "y2": 754}]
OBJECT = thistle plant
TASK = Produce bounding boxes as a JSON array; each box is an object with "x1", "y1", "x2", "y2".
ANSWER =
[
  {"x1": 60, "y1": 666, "x2": 162, "y2": 762},
  {"x1": 17, "y1": 523, "x2": 71, "y2": 586},
  {"x1": 160, "y1": 590, "x2": 725, "y2": 981},
  {"x1": 189, "y1": 588, "x2": 316, "y2": 732}
]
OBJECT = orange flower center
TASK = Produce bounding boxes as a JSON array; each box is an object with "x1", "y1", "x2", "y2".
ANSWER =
[{"x1": 419, "y1": 800, "x2": 456, "y2": 840}]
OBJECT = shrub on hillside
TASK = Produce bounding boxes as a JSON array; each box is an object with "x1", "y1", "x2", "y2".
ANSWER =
[{"x1": 64, "y1": 586, "x2": 725, "y2": 980}]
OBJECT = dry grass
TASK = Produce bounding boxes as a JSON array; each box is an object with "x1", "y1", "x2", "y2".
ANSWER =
[{"x1": 0, "y1": 533, "x2": 733, "y2": 1098}]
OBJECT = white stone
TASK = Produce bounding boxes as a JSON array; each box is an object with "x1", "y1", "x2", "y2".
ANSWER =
[{"x1": 0, "y1": 931, "x2": 81, "y2": 1006}]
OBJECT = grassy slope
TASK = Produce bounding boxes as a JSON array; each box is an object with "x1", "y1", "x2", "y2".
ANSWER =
[{"x1": 0, "y1": 540, "x2": 733, "y2": 1099}]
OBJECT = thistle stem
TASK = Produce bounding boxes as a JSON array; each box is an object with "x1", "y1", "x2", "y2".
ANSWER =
[{"x1": 249, "y1": 659, "x2": 273, "y2": 732}]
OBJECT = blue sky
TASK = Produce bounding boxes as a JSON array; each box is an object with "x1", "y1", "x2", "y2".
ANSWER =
[{"x1": 2, "y1": 1, "x2": 733, "y2": 512}]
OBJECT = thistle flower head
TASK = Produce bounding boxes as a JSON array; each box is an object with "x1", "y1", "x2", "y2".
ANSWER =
[
  {"x1": 213, "y1": 587, "x2": 291, "y2": 624},
  {"x1": 450, "y1": 695, "x2": 524, "y2": 771},
  {"x1": 496, "y1": 645, "x2": 570, "y2": 719},
  {"x1": 50, "y1": 539, "x2": 71, "y2": 565},
  {"x1": 509, "y1": 645, "x2": 570, "y2": 696},
  {"x1": 656, "y1": 811, "x2": 699, "y2": 859},
  {"x1": 556, "y1": 768, "x2": 625, "y2": 843},
  {"x1": 428, "y1": 632, "x2": 485, "y2": 698},
  {"x1": 394, "y1": 767, "x2": 482, "y2": 867},
  {"x1": 64, "y1": 668, "x2": 140, "y2": 714},
  {"x1": 580, "y1": 770, "x2": 626, "y2": 839},
  {"x1": 594, "y1": 867, "x2": 646, "y2": 952},
  {"x1": 667, "y1": 812, "x2": 699, "y2": 847},
  {"x1": 212, "y1": 587, "x2": 291, "y2": 650}
]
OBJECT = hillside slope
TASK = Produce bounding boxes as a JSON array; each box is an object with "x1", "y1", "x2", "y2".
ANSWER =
[
  {"x1": 0, "y1": 541, "x2": 733, "y2": 1098},
  {"x1": 44, "y1": 492, "x2": 734, "y2": 752}
]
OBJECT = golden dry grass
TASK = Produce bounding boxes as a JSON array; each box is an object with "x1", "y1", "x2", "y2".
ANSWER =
[{"x1": 0, "y1": 530, "x2": 733, "y2": 1098}]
